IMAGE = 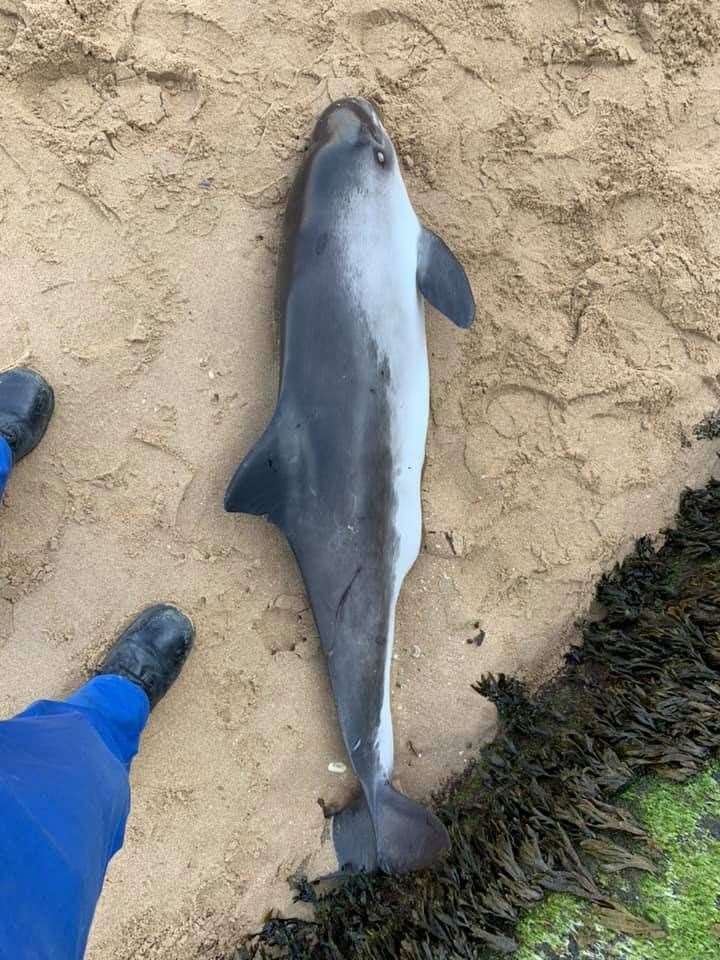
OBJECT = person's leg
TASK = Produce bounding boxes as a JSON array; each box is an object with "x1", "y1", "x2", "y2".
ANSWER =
[
  {"x1": 0, "y1": 676, "x2": 150, "y2": 960},
  {"x1": 0, "y1": 605, "x2": 194, "y2": 960},
  {"x1": 0, "y1": 435, "x2": 11, "y2": 498}
]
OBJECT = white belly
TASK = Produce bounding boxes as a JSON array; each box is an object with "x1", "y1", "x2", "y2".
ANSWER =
[
  {"x1": 338, "y1": 178, "x2": 429, "y2": 779},
  {"x1": 342, "y1": 197, "x2": 429, "y2": 589},
  {"x1": 387, "y1": 305, "x2": 429, "y2": 585}
]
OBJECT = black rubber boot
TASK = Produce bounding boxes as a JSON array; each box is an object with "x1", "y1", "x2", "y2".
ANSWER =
[
  {"x1": 96, "y1": 604, "x2": 194, "y2": 709},
  {"x1": 0, "y1": 367, "x2": 55, "y2": 462}
]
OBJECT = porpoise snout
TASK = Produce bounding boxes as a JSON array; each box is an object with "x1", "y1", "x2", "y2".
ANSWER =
[{"x1": 312, "y1": 97, "x2": 386, "y2": 149}]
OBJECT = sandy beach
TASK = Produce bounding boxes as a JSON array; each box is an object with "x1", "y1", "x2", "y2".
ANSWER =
[{"x1": 1, "y1": 0, "x2": 719, "y2": 956}]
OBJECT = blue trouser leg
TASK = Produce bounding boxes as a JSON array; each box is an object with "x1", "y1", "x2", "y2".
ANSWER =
[
  {"x1": 0, "y1": 436, "x2": 12, "y2": 498},
  {"x1": 0, "y1": 675, "x2": 150, "y2": 960}
]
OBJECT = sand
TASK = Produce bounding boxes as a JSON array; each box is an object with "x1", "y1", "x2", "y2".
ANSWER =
[{"x1": 0, "y1": 0, "x2": 719, "y2": 955}]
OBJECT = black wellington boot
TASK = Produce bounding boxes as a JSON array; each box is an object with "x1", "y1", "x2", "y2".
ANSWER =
[
  {"x1": 96, "y1": 604, "x2": 194, "y2": 709},
  {"x1": 0, "y1": 367, "x2": 55, "y2": 462}
]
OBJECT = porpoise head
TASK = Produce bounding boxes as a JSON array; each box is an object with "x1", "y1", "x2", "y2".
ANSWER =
[
  {"x1": 313, "y1": 98, "x2": 389, "y2": 155},
  {"x1": 277, "y1": 96, "x2": 408, "y2": 314},
  {"x1": 302, "y1": 97, "x2": 402, "y2": 203}
]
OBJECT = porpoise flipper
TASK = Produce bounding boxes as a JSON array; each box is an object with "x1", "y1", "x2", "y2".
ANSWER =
[
  {"x1": 333, "y1": 782, "x2": 450, "y2": 875},
  {"x1": 224, "y1": 418, "x2": 289, "y2": 527},
  {"x1": 417, "y1": 226, "x2": 476, "y2": 329}
]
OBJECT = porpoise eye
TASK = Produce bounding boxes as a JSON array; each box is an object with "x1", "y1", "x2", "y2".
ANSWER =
[{"x1": 375, "y1": 150, "x2": 386, "y2": 166}]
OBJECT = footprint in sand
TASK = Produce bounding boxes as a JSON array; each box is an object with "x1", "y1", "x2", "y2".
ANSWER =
[{"x1": 0, "y1": 10, "x2": 19, "y2": 50}]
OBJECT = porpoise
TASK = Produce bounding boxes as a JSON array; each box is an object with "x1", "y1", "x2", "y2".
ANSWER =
[{"x1": 225, "y1": 97, "x2": 475, "y2": 874}]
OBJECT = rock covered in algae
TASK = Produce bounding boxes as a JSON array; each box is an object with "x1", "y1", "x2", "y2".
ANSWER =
[{"x1": 515, "y1": 765, "x2": 720, "y2": 959}]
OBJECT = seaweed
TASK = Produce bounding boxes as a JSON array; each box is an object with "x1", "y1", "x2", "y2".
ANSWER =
[
  {"x1": 230, "y1": 478, "x2": 720, "y2": 959},
  {"x1": 693, "y1": 411, "x2": 720, "y2": 441}
]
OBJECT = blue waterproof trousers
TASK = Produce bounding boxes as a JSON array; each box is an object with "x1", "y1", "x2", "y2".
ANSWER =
[
  {"x1": 0, "y1": 438, "x2": 151, "y2": 959},
  {"x1": 0, "y1": 436, "x2": 11, "y2": 500}
]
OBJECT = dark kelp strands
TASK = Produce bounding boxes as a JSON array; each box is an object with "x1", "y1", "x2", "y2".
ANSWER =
[{"x1": 233, "y1": 478, "x2": 720, "y2": 959}]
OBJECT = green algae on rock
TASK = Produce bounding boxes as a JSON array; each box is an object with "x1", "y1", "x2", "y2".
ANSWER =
[
  {"x1": 513, "y1": 765, "x2": 720, "y2": 960},
  {"x1": 234, "y1": 479, "x2": 720, "y2": 959}
]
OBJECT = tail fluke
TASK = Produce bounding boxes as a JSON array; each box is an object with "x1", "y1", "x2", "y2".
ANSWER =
[
  {"x1": 332, "y1": 791, "x2": 378, "y2": 874},
  {"x1": 373, "y1": 782, "x2": 450, "y2": 874},
  {"x1": 332, "y1": 782, "x2": 450, "y2": 875}
]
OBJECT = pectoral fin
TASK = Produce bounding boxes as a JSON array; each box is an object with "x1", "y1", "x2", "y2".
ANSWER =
[{"x1": 417, "y1": 226, "x2": 476, "y2": 329}]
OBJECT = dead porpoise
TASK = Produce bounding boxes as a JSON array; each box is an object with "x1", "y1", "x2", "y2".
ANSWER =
[{"x1": 225, "y1": 97, "x2": 475, "y2": 874}]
